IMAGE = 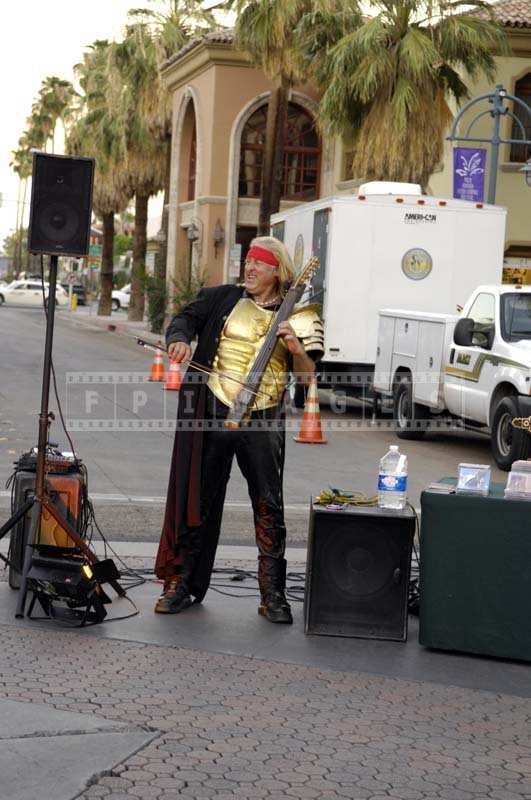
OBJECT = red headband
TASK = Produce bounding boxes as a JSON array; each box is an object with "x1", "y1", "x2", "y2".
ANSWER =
[{"x1": 246, "y1": 245, "x2": 279, "y2": 268}]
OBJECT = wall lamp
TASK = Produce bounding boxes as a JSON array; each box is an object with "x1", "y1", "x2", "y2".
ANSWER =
[{"x1": 187, "y1": 221, "x2": 200, "y2": 241}]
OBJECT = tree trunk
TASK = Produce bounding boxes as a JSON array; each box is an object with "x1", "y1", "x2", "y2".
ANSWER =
[
  {"x1": 128, "y1": 192, "x2": 149, "y2": 322},
  {"x1": 14, "y1": 179, "x2": 22, "y2": 276},
  {"x1": 98, "y1": 211, "x2": 115, "y2": 316},
  {"x1": 157, "y1": 138, "x2": 171, "y2": 285},
  {"x1": 17, "y1": 180, "x2": 28, "y2": 276},
  {"x1": 258, "y1": 82, "x2": 289, "y2": 235},
  {"x1": 258, "y1": 87, "x2": 280, "y2": 235},
  {"x1": 269, "y1": 81, "x2": 289, "y2": 219}
]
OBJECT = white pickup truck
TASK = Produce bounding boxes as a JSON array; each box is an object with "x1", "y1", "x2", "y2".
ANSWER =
[{"x1": 373, "y1": 285, "x2": 531, "y2": 469}]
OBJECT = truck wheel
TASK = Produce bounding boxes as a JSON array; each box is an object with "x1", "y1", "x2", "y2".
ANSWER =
[
  {"x1": 394, "y1": 377, "x2": 428, "y2": 440},
  {"x1": 491, "y1": 396, "x2": 530, "y2": 471},
  {"x1": 112, "y1": 298, "x2": 120, "y2": 311}
]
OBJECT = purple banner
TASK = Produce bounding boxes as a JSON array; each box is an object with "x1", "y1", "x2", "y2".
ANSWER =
[{"x1": 453, "y1": 147, "x2": 486, "y2": 202}]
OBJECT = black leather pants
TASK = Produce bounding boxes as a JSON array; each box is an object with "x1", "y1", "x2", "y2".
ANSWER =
[{"x1": 178, "y1": 416, "x2": 287, "y2": 599}]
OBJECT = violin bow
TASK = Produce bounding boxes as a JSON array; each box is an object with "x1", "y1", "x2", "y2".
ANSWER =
[{"x1": 135, "y1": 338, "x2": 273, "y2": 400}]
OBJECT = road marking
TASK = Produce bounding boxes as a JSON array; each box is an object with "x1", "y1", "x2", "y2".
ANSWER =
[
  {"x1": 0, "y1": 490, "x2": 307, "y2": 510},
  {"x1": 0, "y1": 489, "x2": 421, "y2": 515}
]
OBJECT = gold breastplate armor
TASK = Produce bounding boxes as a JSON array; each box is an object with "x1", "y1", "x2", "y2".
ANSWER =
[{"x1": 207, "y1": 298, "x2": 324, "y2": 411}]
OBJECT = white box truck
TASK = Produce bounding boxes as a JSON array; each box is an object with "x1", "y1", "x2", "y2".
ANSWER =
[
  {"x1": 373, "y1": 285, "x2": 531, "y2": 469},
  {"x1": 271, "y1": 185, "x2": 507, "y2": 405}
]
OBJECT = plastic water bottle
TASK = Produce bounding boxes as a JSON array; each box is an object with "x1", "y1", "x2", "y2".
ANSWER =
[{"x1": 378, "y1": 445, "x2": 408, "y2": 510}]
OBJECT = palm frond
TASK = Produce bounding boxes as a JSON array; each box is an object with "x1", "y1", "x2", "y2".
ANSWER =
[{"x1": 312, "y1": 0, "x2": 509, "y2": 185}]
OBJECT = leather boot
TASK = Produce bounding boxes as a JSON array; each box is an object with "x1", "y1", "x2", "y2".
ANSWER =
[
  {"x1": 258, "y1": 557, "x2": 293, "y2": 624},
  {"x1": 154, "y1": 571, "x2": 193, "y2": 614},
  {"x1": 154, "y1": 533, "x2": 199, "y2": 614}
]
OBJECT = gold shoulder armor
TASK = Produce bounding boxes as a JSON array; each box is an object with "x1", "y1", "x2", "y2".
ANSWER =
[{"x1": 289, "y1": 303, "x2": 324, "y2": 353}]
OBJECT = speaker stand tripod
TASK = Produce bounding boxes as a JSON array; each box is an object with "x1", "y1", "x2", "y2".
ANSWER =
[{"x1": 0, "y1": 255, "x2": 125, "y2": 618}]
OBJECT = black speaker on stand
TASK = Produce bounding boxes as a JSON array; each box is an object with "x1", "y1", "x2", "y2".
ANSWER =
[
  {"x1": 28, "y1": 152, "x2": 94, "y2": 257},
  {"x1": 304, "y1": 502, "x2": 415, "y2": 641},
  {"x1": 0, "y1": 152, "x2": 125, "y2": 622}
]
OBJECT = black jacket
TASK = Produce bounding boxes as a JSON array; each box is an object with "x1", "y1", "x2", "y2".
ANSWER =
[{"x1": 155, "y1": 285, "x2": 245, "y2": 581}]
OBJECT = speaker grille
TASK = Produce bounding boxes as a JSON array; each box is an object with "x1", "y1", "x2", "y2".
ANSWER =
[
  {"x1": 305, "y1": 505, "x2": 415, "y2": 641},
  {"x1": 28, "y1": 153, "x2": 94, "y2": 256}
]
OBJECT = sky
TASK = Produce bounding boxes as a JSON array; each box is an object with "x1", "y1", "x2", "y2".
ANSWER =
[{"x1": 0, "y1": 0, "x2": 171, "y2": 249}]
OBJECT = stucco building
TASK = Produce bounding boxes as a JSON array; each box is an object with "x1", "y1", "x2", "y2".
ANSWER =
[{"x1": 160, "y1": 0, "x2": 531, "y2": 293}]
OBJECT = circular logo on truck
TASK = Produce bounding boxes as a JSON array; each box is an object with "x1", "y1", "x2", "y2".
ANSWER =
[{"x1": 401, "y1": 248, "x2": 432, "y2": 280}]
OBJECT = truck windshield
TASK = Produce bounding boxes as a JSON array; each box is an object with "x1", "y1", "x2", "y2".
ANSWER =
[{"x1": 501, "y1": 293, "x2": 531, "y2": 341}]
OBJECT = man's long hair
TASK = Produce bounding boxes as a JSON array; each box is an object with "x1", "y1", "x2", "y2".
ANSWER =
[{"x1": 250, "y1": 236, "x2": 295, "y2": 296}]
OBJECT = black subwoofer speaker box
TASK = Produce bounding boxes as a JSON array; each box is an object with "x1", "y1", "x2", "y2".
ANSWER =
[
  {"x1": 304, "y1": 503, "x2": 415, "y2": 641},
  {"x1": 8, "y1": 469, "x2": 84, "y2": 590},
  {"x1": 28, "y1": 152, "x2": 94, "y2": 256}
]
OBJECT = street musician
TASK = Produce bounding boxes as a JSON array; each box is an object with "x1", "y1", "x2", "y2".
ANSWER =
[{"x1": 154, "y1": 237, "x2": 323, "y2": 623}]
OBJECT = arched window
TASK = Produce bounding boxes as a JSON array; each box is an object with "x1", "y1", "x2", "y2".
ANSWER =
[
  {"x1": 510, "y1": 74, "x2": 531, "y2": 163},
  {"x1": 239, "y1": 102, "x2": 320, "y2": 200},
  {"x1": 188, "y1": 119, "x2": 197, "y2": 201}
]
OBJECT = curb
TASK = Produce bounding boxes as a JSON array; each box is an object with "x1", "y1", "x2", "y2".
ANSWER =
[
  {"x1": 0, "y1": 540, "x2": 308, "y2": 565},
  {"x1": 58, "y1": 307, "x2": 160, "y2": 347}
]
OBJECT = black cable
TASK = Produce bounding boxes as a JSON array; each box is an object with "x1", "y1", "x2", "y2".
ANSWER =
[
  {"x1": 406, "y1": 501, "x2": 421, "y2": 615},
  {"x1": 28, "y1": 592, "x2": 139, "y2": 628},
  {"x1": 98, "y1": 594, "x2": 140, "y2": 624},
  {"x1": 37, "y1": 258, "x2": 145, "y2": 591},
  {"x1": 84, "y1": 501, "x2": 146, "y2": 589}
]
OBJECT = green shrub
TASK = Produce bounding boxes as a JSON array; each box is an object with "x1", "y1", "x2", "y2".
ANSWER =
[
  {"x1": 169, "y1": 268, "x2": 207, "y2": 316},
  {"x1": 145, "y1": 274, "x2": 167, "y2": 335}
]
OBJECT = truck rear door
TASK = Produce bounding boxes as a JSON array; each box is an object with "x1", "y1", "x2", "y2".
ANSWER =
[
  {"x1": 311, "y1": 208, "x2": 329, "y2": 303},
  {"x1": 374, "y1": 315, "x2": 395, "y2": 391}
]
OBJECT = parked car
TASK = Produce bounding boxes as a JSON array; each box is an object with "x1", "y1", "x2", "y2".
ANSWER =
[
  {"x1": 60, "y1": 282, "x2": 88, "y2": 306},
  {"x1": 111, "y1": 283, "x2": 131, "y2": 311},
  {"x1": 0, "y1": 279, "x2": 68, "y2": 307}
]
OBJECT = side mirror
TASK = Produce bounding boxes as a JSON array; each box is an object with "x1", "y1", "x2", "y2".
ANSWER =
[
  {"x1": 454, "y1": 317, "x2": 474, "y2": 347},
  {"x1": 472, "y1": 323, "x2": 495, "y2": 350}
]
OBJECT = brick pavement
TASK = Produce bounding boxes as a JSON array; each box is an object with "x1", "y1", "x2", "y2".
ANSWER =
[{"x1": 0, "y1": 624, "x2": 530, "y2": 800}]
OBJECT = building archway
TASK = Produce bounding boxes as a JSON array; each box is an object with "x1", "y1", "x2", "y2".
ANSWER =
[
  {"x1": 224, "y1": 92, "x2": 322, "y2": 280},
  {"x1": 510, "y1": 72, "x2": 531, "y2": 162},
  {"x1": 166, "y1": 87, "x2": 203, "y2": 289},
  {"x1": 239, "y1": 102, "x2": 321, "y2": 200}
]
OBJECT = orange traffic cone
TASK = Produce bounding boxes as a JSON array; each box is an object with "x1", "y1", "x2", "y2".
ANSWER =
[
  {"x1": 293, "y1": 377, "x2": 327, "y2": 444},
  {"x1": 164, "y1": 359, "x2": 182, "y2": 391},
  {"x1": 148, "y1": 346, "x2": 165, "y2": 382}
]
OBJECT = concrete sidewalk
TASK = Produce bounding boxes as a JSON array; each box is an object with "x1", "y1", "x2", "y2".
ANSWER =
[
  {"x1": 1, "y1": 539, "x2": 531, "y2": 800},
  {"x1": 58, "y1": 304, "x2": 158, "y2": 345}
]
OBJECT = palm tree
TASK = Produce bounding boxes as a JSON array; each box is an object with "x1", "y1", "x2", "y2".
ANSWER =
[
  {"x1": 233, "y1": 0, "x2": 308, "y2": 234},
  {"x1": 69, "y1": 40, "x2": 130, "y2": 315},
  {"x1": 124, "y1": 1, "x2": 219, "y2": 322},
  {"x1": 314, "y1": 0, "x2": 509, "y2": 188},
  {"x1": 36, "y1": 76, "x2": 77, "y2": 152},
  {"x1": 25, "y1": 76, "x2": 76, "y2": 155},
  {"x1": 233, "y1": 0, "x2": 354, "y2": 233},
  {"x1": 106, "y1": 22, "x2": 168, "y2": 322},
  {"x1": 11, "y1": 76, "x2": 77, "y2": 275},
  {"x1": 10, "y1": 145, "x2": 31, "y2": 275}
]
